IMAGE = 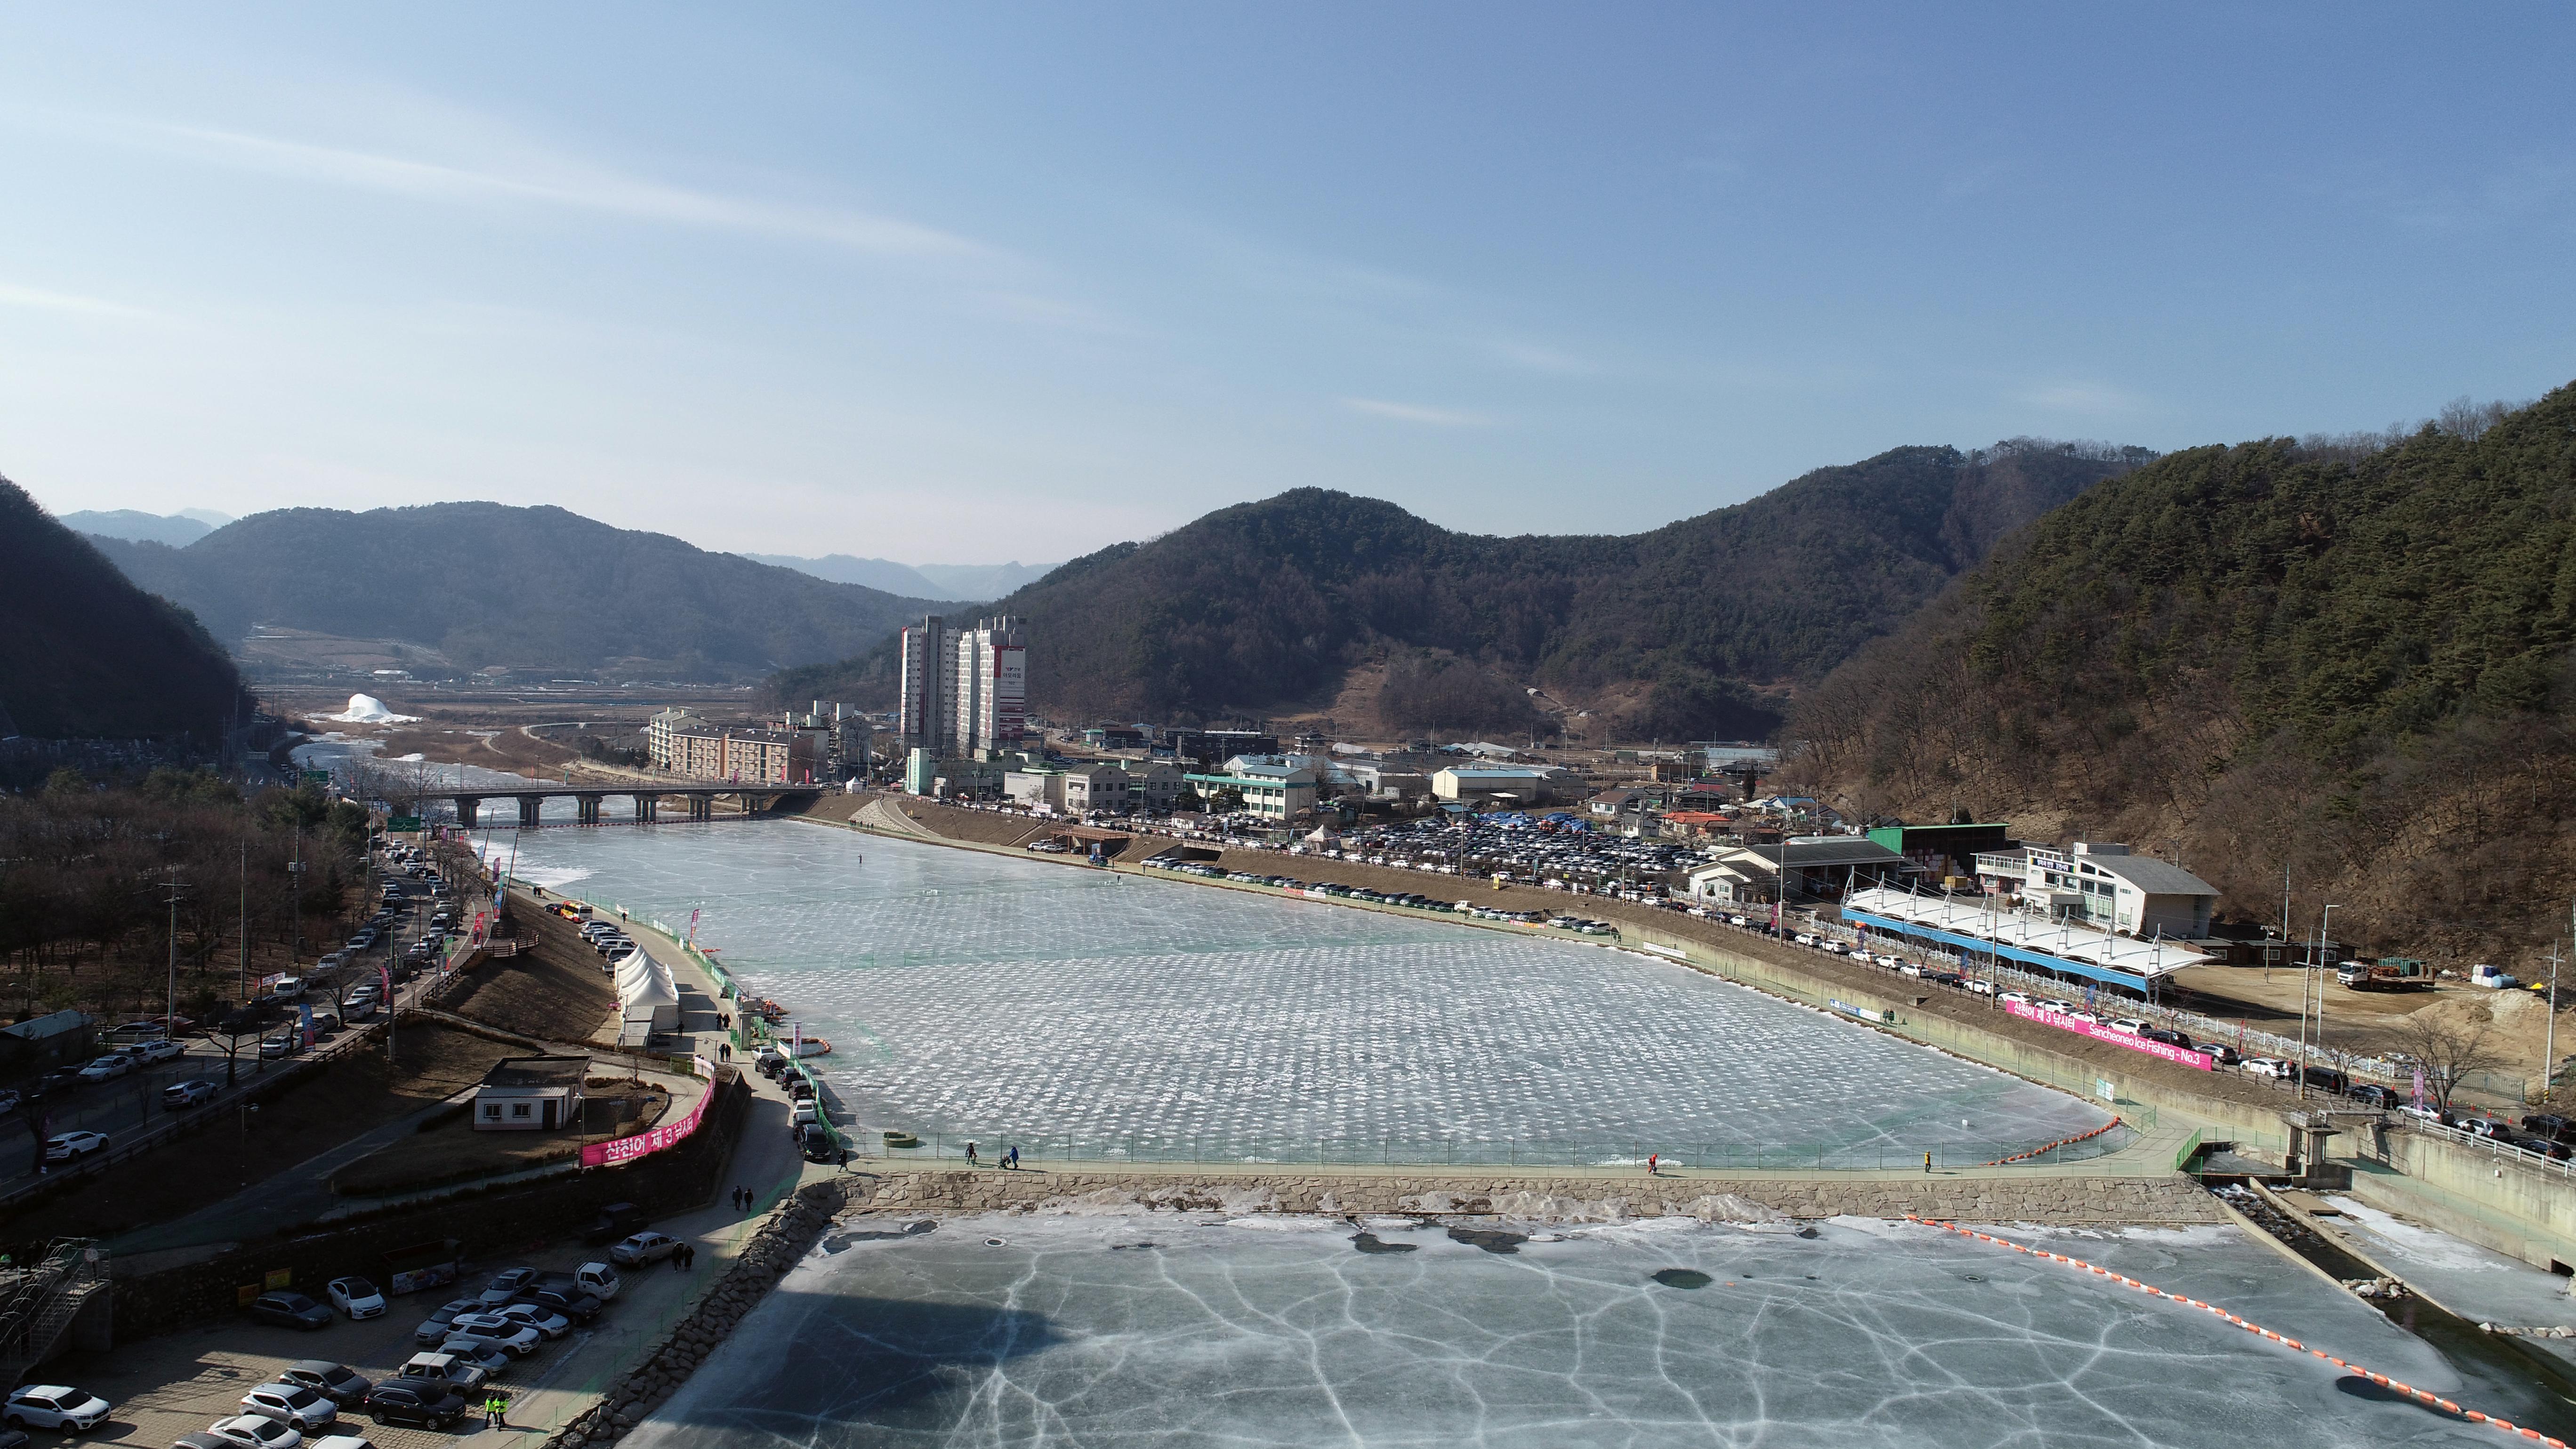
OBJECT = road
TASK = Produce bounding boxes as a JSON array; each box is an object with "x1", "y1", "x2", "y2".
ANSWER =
[{"x1": 1, "y1": 876, "x2": 465, "y2": 1189}]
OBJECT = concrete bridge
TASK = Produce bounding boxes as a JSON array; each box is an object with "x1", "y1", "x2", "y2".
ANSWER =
[{"x1": 445, "y1": 784, "x2": 819, "y2": 827}]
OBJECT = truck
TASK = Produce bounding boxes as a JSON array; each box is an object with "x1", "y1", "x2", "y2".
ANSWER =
[{"x1": 2336, "y1": 957, "x2": 2437, "y2": 992}]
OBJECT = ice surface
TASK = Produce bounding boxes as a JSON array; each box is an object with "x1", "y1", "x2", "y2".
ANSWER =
[
  {"x1": 628, "y1": 1215, "x2": 2502, "y2": 1449},
  {"x1": 505, "y1": 824, "x2": 2114, "y2": 1164}
]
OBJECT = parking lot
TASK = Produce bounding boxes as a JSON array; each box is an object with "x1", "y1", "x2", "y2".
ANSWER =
[{"x1": 37, "y1": 1230, "x2": 740, "y2": 1449}]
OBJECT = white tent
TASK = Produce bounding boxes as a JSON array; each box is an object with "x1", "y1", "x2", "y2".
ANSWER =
[{"x1": 613, "y1": 949, "x2": 680, "y2": 1031}]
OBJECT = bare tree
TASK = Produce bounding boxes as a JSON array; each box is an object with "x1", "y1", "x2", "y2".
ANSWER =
[{"x1": 2387, "y1": 1014, "x2": 2504, "y2": 1113}]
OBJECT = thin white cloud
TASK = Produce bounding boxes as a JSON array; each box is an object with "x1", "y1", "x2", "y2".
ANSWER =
[
  {"x1": 114, "y1": 115, "x2": 998, "y2": 260},
  {"x1": 0, "y1": 281, "x2": 158, "y2": 321},
  {"x1": 1343, "y1": 397, "x2": 1494, "y2": 427}
]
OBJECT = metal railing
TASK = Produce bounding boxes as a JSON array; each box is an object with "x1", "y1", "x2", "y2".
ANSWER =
[
  {"x1": 2402, "y1": 1117, "x2": 2576, "y2": 1182},
  {"x1": 0, "y1": 1240, "x2": 106, "y2": 1384},
  {"x1": 842, "y1": 1127, "x2": 2141, "y2": 1173}
]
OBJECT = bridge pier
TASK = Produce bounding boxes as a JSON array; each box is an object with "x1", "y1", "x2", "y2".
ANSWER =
[
  {"x1": 455, "y1": 795, "x2": 481, "y2": 828},
  {"x1": 517, "y1": 795, "x2": 544, "y2": 829},
  {"x1": 688, "y1": 795, "x2": 714, "y2": 822},
  {"x1": 575, "y1": 794, "x2": 604, "y2": 826},
  {"x1": 634, "y1": 793, "x2": 658, "y2": 824}
]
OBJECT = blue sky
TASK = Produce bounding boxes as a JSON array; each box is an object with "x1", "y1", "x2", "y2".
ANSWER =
[{"x1": 2, "y1": 5, "x2": 2570, "y2": 561}]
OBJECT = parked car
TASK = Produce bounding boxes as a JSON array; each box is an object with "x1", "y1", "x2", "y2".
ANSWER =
[
  {"x1": 173, "y1": 1433, "x2": 236, "y2": 1449},
  {"x1": 131, "y1": 1038, "x2": 186, "y2": 1063},
  {"x1": 564, "y1": 1262, "x2": 621, "y2": 1300},
  {"x1": 583, "y1": 1203, "x2": 649, "y2": 1246},
  {"x1": 276, "y1": 1363, "x2": 371, "y2": 1409},
  {"x1": 432, "y1": 1342, "x2": 512, "y2": 1378},
  {"x1": 2299, "y1": 1065, "x2": 2351, "y2": 1095},
  {"x1": 489, "y1": 1303, "x2": 571, "y2": 1340},
  {"x1": 511, "y1": 1286, "x2": 602, "y2": 1323},
  {"x1": 326, "y1": 1277, "x2": 386, "y2": 1320},
  {"x1": 475, "y1": 1267, "x2": 542, "y2": 1306},
  {"x1": 2347, "y1": 1084, "x2": 2401, "y2": 1109},
  {"x1": 609, "y1": 1231, "x2": 680, "y2": 1266},
  {"x1": 799, "y1": 1122, "x2": 838, "y2": 1162},
  {"x1": 410, "y1": 1300, "x2": 486, "y2": 1347},
  {"x1": 442, "y1": 1320, "x2": 543, "y2": 1358},
  {"x1": 396, "y1": 1353, "x2": 487, "y2": 1393},
  {"x1": 202, "y1": 1415, "x2": 301, "y2": 1449},
  {"x1": 75, "y1": 1055, "x2": 133, "y2": 1083},
  {"x1": 44, "y1": 1130, "x2": 111, "y2": 1161},
  {"x1": 357, "y1": 1383, "x2": 467, "y2": 1430},
  {"x1": 238, "y1": 1385, "x2": 337, "y2": 1433},
  {"x1": 2240, "y1": 1058, "x2": 2294, "y2": 1080},
  {"x1": 4, "y1": 1385, "x2": 112, "y2": 1431},
  {"x1": 244, "y1": 1291, "x2": 334, "y2": 1331},
  {"x1": 2522, "y1": 1112, "x2": 2576, "y2": 1141},
  {"x1": 259, "y1": 1035, "x2": 300, "y2": 1061},
  {"x1": 163, "y1": 1079, "x2": 219, "y2": 1109}
]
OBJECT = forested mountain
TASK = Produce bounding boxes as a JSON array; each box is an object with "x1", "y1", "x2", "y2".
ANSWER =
[
  {"x1": 0, "y1": 477, "x2": 249, "y2": 740},
  {"x1": 1787, "y1": 385, "x2": 2576, "y2": 962},
  {"x1": 89, "y1": 503, "x2": 944, "y2": 682},
  {"x1": 774, "y1": 440, "x2": 2146, "y2": 737}
]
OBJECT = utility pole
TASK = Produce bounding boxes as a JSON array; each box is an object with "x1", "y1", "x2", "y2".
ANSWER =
[
  {"x1": 238, "y1": 834, "x2": 250, "y2": 1002},
  {"x1": 161, "y1": 875, "x2": 190, "y2": 1034},
  {"x1": 290, "y1": 819, "x2": 305, "y2": 966}
]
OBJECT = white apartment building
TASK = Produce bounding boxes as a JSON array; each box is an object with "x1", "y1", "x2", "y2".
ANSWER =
[{"x1": 899, "y1": 613, "x2": 1028, "y2": 757}]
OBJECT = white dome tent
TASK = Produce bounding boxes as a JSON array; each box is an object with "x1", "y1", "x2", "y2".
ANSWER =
[{"x1": 614, "y1": 948, "x2": 680, "y2": 1044}]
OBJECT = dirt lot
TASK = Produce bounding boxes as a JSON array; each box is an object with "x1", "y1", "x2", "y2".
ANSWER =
[
  {"x1": 5, "y1": 1023, "x2": 516, "y2": 1243},
  {"x1": 448, "y1": 910, "x2": 621, "y2": 1045}
]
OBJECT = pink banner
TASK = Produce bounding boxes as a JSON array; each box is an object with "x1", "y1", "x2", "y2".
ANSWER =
[
  {"x1": 583, "y1": 1079, "x2": 712, "y2": 1167},
  {"x1": 2005, "y1": 1000, "x2": 2213, "y2": 1070}
]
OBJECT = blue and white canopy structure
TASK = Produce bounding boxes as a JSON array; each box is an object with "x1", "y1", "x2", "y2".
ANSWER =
[{"x1": 1841, "y1": 886, "x2": 2206, "y2": 992}]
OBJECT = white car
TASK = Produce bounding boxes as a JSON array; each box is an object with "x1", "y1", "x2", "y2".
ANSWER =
[
  {"x1": 490, "y1": 1303, "x2": 572, "y2": 1339},
  {"x1": 326, "y1": 1276, "x2": 386, "y2": 1320},
  {"x1": 204, "y1": 1415, "x2": 303, "y2": 1449},
  {"x1": 2108, "y1": 1018, "x2": 2147, "y2": 1036},
  {"x1": 609, "y1": 1231, "x2": 680, "y2": 1266},
  {"x1": 1997, "y1": 991, "x2": 2030, "y2": 1006},
  {"x1": 444, "y1": 1317, "x2": 544, "y2": 1357},
  {"x1": 4, "y1": 1385, "x2": 112, "y2": 1431},
  {"x1": 75, "y1": 1055, "x2": 132, "y2": 1082},
  {"x1": 433, "y1": 1341, "x2": 514, "y2": 1377},
  {"x1": 306, "y1": 1436, "x2": 378, "y2": 1449},
  {"x1": 42, "y1": 1131, "x2": 108, "y2": 1162},
  {"x1": 130, "y1": 1038, "x2": 186, "y2": 1063},
  {"x1": 239, "y1": 1384, "x2": 337, "y2": 1432}
]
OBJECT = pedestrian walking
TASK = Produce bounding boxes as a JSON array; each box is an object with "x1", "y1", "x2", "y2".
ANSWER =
[
  {"x1": 482, "y1": 1394, "x2": 498, "y2": 1428},
  {"x1": 1004, "y1": 1145, "x2": 1020, "y2": 1170},
  {"x1": 965, "y1": 1140, "x2": 978, "y2": 1166},
  {"x1": 1647, "y1": 1153, "x2": 1658, "y2": 1176}
]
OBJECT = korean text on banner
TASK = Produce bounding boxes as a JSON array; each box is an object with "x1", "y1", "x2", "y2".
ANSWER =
[{"x1": 2004, "y1": 1000, "x2": 2214, "y2": 1070}]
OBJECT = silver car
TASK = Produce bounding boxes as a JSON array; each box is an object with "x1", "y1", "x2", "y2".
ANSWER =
[{"x1": 239, "y1": 1384, "x2": 337, "y2": 1433}]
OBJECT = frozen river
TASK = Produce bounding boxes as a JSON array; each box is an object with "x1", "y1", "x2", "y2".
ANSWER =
[
  {"x1": 495, "y1": 820, "x2": 2115, "y2": 1165},
  {"x1": 627, "y1": 1213, "x2": 2519, "y2": 1449}
]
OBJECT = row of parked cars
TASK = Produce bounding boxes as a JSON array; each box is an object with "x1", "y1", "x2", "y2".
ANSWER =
[
  {"x1": 217, "y1": 1255, "x2": 632, "y2": 1439},
  {"x1": 1143, "y1": 860, "x2": 1626, "y2": 935}
]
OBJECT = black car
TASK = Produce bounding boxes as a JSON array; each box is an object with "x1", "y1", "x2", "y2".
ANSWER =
[
  {"x1": 799, "y1": 1122, "x2": 838, "y2": 1163},
  {"x1": 513, "y1": 1286, "x2": 603, "y2": 1323},
  {"x1": 2522, "y1": 1112, "x2": 2575, "y2": 1141},
  {"x1": 2347, "y1": 1084, "x2": 2400, "y2": 1109},
  {"x1": 2142, "y1": 1028, "x2": 2193, "y2": 1049},
  {"x1": 362, "y1": 1382, "x2": 468, "y2": 1428},
  {"x1": 583, "y1": 1201, "x2": 649, "y2": 1246},
  {"x1": 244, "y1": 1291, "x2": 334, "y2": 1330},
  {"x1": 2298, "y1": 1065, "x2": 2350, "y2": 1095}
]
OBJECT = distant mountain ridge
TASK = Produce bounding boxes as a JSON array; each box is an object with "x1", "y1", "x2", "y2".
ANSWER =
[
  {"x1": 774, "y1": 439, "x2": 2148, "y2": 737},
  {"x1": 89, "y1": 503, "x2": 947, "y2": 682},
  {"x1": 744, "y1": 554, "x2": 1059, "y2": 602},
  {"x1": 62, "y1": 508, "x2": 222, "y2": 547},
  {"x1": 1, "y1": 479, "x2": 248, "y2": 739}
]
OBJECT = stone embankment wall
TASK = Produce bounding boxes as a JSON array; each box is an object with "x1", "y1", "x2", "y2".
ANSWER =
[
  {"x1": 854, "y1": 1167, "x2": 2225, "y2": 1226},
  {"x1": 544, "y1": 1180, "x2": 847, "y2": 1449}
]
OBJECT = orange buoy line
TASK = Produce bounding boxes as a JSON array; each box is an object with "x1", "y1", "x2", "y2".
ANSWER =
[
  {"x1": 1904, "y1": 1215, "x2": 2566, "y2": 1447},
  {"x1": 1980, "y1": 1117, "x2": 2124, "y2": 1167}
]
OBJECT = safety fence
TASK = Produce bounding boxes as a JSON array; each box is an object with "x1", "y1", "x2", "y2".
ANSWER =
[{"x1": 843, "y1": 1128, "x2": 2141, "y2": 1173}]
